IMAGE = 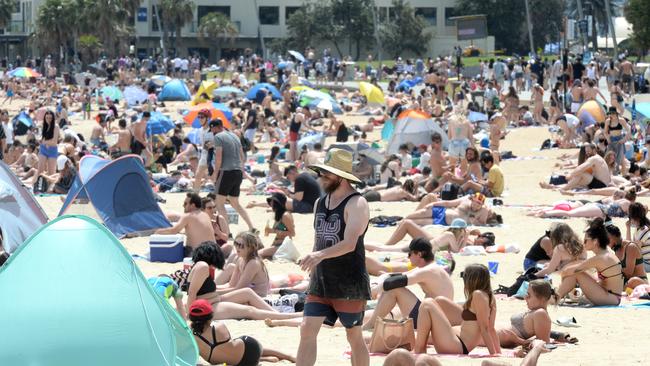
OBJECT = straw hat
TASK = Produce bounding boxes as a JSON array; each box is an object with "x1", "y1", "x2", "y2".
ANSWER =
[{"x1": 309, "y1": 148, "x2": 361, "y2": 183}]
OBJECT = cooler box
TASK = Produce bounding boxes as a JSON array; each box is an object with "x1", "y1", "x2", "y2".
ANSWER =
[
  {"x1": 149, "y1": 234, "x2": 186, "y2": 263},
  {"x1": 226, "y1": 205, "x2": 239, "y2": 224}
]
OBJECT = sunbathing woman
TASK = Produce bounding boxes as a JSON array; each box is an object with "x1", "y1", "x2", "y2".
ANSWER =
[
  {"x1": 185, "y1": 242, "x2": 302, "y2": 321},
  {"x1": 533, "y1": 223, "x2": 586, "y2": 278},
  {"x1": 414, "y1": 263, "x2": 500, "y2": 355},
  {"x1": 366, "y1": 218, "x2": 477, "y2": 252},
  {"x1": 217, "y1": 232, "x2": 270, "y2": 297},
  {"x1": 361, "y1": 179, "x2": 420, "y2": 202},
  {"x1": 557, "y1": 218, "x2": 625, "y2": 306},
  {"x1": 606, "y1": 223, "x2": 647, "y2": 289},
  {"x1": 189, "y1": 299, "x2": 295, "y2": 365},
  {"x1": 259, "y1": 193, "x2": 295, "y2": 259},
  {"x1": 530, "y1": 189, "x2": 636, "y2": 219},
  {"x1": 405, "y1": 193, "x2": 499, "y2": 226}
]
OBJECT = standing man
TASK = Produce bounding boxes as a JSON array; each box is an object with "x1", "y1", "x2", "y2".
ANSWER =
[
  {"x1": 298, "y1": 148, "x2": 370, "y2": 366},
  {"x1": 241, "y1": 101, "x2": 258, "y2": 152},
  {"x1": 131, "y1": 111, "x2": 151, "y2": 165},
  {"x1": 1, "y1": 109, "x2": 12, "y2": 161},
  {"x1": 212, "y1": 118, "x2": 255, "y2": 232}
]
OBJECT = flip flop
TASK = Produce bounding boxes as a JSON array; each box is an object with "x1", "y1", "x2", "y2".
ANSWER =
[{"x1": 554, "y1": 316, "x2": 580, "y2": 328}]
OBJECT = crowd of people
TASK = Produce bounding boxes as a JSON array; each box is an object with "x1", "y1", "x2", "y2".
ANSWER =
[{"x1": 2, "y1": 45, "x2": 650, "y2": 366}]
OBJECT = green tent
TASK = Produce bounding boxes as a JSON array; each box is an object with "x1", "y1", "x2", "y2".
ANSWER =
[{"x1": 0, "y1": 215, "x2": 197, "y2": 366}]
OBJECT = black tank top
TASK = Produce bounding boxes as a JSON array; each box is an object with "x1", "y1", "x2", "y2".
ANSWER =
[
  {"x1": 289, "y1": 116, "x2": 301, "y2": 133},
  {"x1": 308, "y1": 192, "x2": 371, "y2": 300},
  {"x1": 525, "y1": 235, "x2": 551, "y2": 262}
]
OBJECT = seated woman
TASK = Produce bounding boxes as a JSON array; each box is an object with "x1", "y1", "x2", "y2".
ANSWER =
[
  {"x1": 202, "y1": 196, "x2": 230, "y2": 253},
  {"x1": 185, "y1": 242, "x2": 301, "y2": 321},
  {"x1": 607, "y1": 222, "x2": 647, "y2": 289},
  {"x1": 366, "y1": 218, "x2": 477, "y2": 252},
  {"x1": 217, "y1": 232, "x2": 270, "y2": 297},
  {"x1": 626, "y1": 202, "x2": 650, "y2": 274},
  {"x1": 557, "y1": 218, "x2": 625, "y2": 306},
  {"x1": 523, "y1": 230, "x2": 553, "y2": 271},
  {"x1": 533, "y1": 223, "x2": 586, "y2": 278},
  {"x1": 414, "y1": 263, "x2": 500, "y2": 355},
  {"x1": 530, "y1": 189, "x2": 636, "y2": 219},
  {"x1": 189, "y1": 299, "x2": 295, "y2": 365},
  {"x1": 361, "y1": 179, "x2": 419, "y2": 202},
  {"x1": 260, "y1": 193, "x2": 295, "y2": 259}
]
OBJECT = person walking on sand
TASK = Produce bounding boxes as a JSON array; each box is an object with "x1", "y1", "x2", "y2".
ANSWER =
[{"x1": 297, "y1": 148, "x2": 371, "y2": 366}]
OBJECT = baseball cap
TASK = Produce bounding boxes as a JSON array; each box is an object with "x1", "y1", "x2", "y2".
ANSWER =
[
  {"x1": 209, "y1": 119, "x2": 223, "y2": 128},
  {"x1": 189, "y1": 299, "x2": 213, "y2": 317}
]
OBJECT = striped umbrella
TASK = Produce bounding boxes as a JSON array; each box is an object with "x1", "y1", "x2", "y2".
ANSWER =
[{"x1": 8, "y1": 67, "x2": 42, "y2": 78}]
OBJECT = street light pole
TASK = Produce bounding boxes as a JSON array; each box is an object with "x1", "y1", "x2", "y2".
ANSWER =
[{"x1": 524, "y1": 0, "x2": 535, "y2": 56}]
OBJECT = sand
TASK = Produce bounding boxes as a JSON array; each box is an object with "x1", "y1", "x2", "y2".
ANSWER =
[{"x1": 5, "y1": 93, "x2": 650, "y2": 366}]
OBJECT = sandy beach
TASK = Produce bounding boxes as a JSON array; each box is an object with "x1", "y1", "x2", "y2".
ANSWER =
[{"x1": 4, "y1": 93, "x2": 649, "y2": 366}]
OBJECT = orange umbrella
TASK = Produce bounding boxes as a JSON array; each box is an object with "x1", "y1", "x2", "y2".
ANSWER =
[{"x1": 183, "y1": 102, "x2": 231, "y2": 129}]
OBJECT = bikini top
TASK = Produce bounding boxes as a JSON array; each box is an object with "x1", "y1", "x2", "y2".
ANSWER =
[
  {"x1": 597, "y1": 262, "x2": 623, "y2": 282},
  {"x1": 461, "y1": 308, "x2": 477, "y2": 321},
  {"x1": 194, "y1": 324, "x2": 231, "y2": 362}
]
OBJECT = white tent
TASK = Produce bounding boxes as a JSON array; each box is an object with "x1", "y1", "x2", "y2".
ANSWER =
[{"x1": 386, "y1": 116, "x2": 449, "y2": 155}]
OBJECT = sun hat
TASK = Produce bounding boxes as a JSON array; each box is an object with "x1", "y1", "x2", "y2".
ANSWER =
[
  {"x1": 189, "y1": 299, "x2": 213, "y2": 317},
  {"x1": 309, "y1": 148, "x2": 361, "y2": 183},
  {"x1": 450, "y1": 218, "x2": 468, "y2": 229}
]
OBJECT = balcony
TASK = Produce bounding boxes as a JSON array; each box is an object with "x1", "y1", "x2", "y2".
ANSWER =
[{"x1": 1, "y1": 21, "x2": 30, "y2": 35}]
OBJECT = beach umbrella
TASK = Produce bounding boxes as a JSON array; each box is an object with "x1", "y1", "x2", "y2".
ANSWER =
[
  {"x1": 359, "y1": 82, "x2": 385, "y2": 105},
  {"x1": 288, "y1": 50, "x2": 306, "y2": 63},
  {"x1": 397, "y1": 77, "x2": 423, "y2": 92},
  {"x1": 8, "y1": 67, "x2": 42, "y2": 78},
  {"x1": 99, "y1": 86, "x2": 123, "y2": 102},
  {"x1": 385, "y1": 109, "x2": 448, "y2": 154},
  {"x1": 213, "y1": 86, "x2": 244, "y2": 98},
  {"x1": 183, "y1": 102, "x2": 231, "y2": 129},
  {"x1": 123, "y1": 86, "x2": 148, "y2": 106},
  {"x1": 143, "y1": 112, "x2": 175, "y2": 136},
  {"x1": 186, "y1": 128, "x2": 202, "y2": 145},
  {"x1": 308, "y1": 98, "x2": 343, "y2": 114},
  {"x1": 300, "y1": 89, "x2": 336, "y2": 103},
  {"x1": 297, "y1": 77, "x2": 314, "y2": 88},
  {"x1": 576, "y1": 100, "x2": 606, "y2": 126},
  {"x1": 290, "y1": 85, "x2": 313, "y2": 93},
  {"x1": 192, "y1": 80, "x2": 218, "y2": 105},
  {"x1": 212, "y1": 102, "x2": 233, "y2": 121},
  {"x1": 11, "y1": 111, "x2": 33, "y2": 136},
  {"x1": 246, "y1": 83, "x2": 281, "y2": 102},
  {"x1": 150, "y1": 75, "x2": 172, "y2": 86}
]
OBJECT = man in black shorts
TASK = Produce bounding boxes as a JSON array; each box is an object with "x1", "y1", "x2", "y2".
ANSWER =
[
  {"x1": 297, "y1": 148, "x2": 370, "y2": 366},
  {"x1": 211, "y1": 118, "x2": 255, "y2": 232},
  {"x1": 281, "y1": 165, "x2": 322, "y2": 214}
]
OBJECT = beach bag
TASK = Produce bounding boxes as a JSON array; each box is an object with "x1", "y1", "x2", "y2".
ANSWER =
[
  {"x1": 549, "y1": 175, "x2": 567, "y2": 185},
  {"x1": 368, "y1": 318, "x2": 415, "y2": 354},
  {"x1": 514, "y1": 281, "x2": 530, "y2": 299},
  {"x1": 33, "y1": 176, "x2": 49, "y2": 194},
  {"x1": 273, "y1": 237, "x2": 300, "y2": 263},
  {"x1": 498, "y1": 267, "x2": 539, "y2": 297},
  {"x1": 441, "y1": 183, "x2": 460, "y2": 200}
]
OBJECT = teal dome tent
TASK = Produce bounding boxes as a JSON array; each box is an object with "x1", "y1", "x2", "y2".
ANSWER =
[{"x1": 0, "y1": 215, "x2": 197, "y2": 366}]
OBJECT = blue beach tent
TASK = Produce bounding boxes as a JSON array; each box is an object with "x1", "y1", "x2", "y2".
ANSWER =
[
  {"x1": 246, "y1": 82, "x2": 281, "y2": 102},
  {"x1": 159, "y1": 79, "x2": 191, "y2": 101},
  {"x1": 58, "y1": 155, "x2": 171, "y2": 238},
  {"x1": 0, "y1": 215, "x2": 197, "y2": 366}
]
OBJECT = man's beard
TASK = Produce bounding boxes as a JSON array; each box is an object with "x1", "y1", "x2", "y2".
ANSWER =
[{"x1": 322, "y1": 176, "x2": 342, "y2": 194}]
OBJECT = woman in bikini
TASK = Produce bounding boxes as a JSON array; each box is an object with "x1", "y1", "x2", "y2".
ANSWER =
[
  {"x1": 610, "y1": 80, "x2": 627, "y2": 114},
  {"x1": 259, "y1": 192, "x2": 295, "y2": 259},
  {"x1": 189, "y1": 299, "x2": 295, "y2": 365},
  {"x1": 557, "y1": 218, "x2": 625, "y2": 306},
  {"x1": 626, "y1": 202, "x2": 650, "y2": 274},
  {"x1": 533, "y1": 222, "x2": 586, "y2": 278},
  {"x1": 366, "y1": 218, "x2": 477, "y2": 253},
  {"x1": 185, "y1": 242, "x2": 302, "y2": 321},
  {"x1": 531, "y1": 189, "x2": 636, "y2": 219},
  {"x1": 607, "y1": 222, "x2": 647, "y2": 289},
  {"x1": 414, "y1": 263, "x2": 500, "y2": 355},
  {"x1": 217, "y1": 232, "x2": 270, "y2": 297}
]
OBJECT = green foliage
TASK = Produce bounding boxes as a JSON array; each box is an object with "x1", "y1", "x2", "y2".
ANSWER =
[
  {"x1": 160, "y1": 0, "x2": 195, "y2": 50},
  {"x1": 198, "y1": 12, "x2": 238, "y2": 44},
  {"x1": 0, "y1": 0, "x2": 14, "y2": 29},
  {"x1": 379, "y1": 0, "x2": 432, "y2": 58},
  {"x1": 625, "y1": 0, "x2": 650, "y2": 55},
  {"x1": 455, "y1": 0, "x2": 564, "y2": 54}
]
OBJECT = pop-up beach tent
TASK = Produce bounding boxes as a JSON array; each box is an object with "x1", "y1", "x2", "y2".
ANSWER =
[
  {"x1": 0, "y1": 161, "x2": 48, "y2": 253},
  {"x1": 384, "y1": 109, "x2": 448, "y2": 154},
  {"x1": 158, "y1": 79, "x2": 191, "y2": 101},
  {"x1": 59, "y1": 155, "x2": 170, "y2": 238},
  {"x1": 0, "y1": 215, "x2": 198, "y2": 366}
]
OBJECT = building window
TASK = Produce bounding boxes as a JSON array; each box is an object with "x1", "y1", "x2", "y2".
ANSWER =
[
  {"x1": 14, "y1": 0, "x2": 20, "y2": 13},
  {"x1": 415, "y1": 7, "x2": 437, "y2": 26},
  {"x1": 285, "y1": 6, "x2": 301, "y2": 21},
  {"x1": 445, "y1": 7, "x2": 457, "y2": 26},
  {"x1": 151, "y1": 6, "x2": 163, "y2": 32},
  {"x1": 259, "y1": 6, "x2": 280, "y2": 25},
  {"x1": 198, "y1": 6, "x2": 231, "y2": 23}
]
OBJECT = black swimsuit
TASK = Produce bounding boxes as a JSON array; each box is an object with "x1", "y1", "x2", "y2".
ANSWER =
[{"x1": 194, "y1": 326, "x2": 262, "y2": 366}]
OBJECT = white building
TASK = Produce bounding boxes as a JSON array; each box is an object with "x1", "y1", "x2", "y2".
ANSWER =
[{"x1": 1, "y1": 0, "x2": 494, "y2": 61}]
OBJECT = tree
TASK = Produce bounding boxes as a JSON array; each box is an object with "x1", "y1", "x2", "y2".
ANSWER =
[
  {"x1": 35, "y1": 0, "x2": 78, "y2": 65},
  {"x1": 625, "y1": 0, "x2": 650, "y2": 60},
  {"x1": 269, "y1": 5, "x2": 320, "y2": 55},
  {"x1": 330, "y1": 0, "x2": 375, "y2": 60},
  {"x1": 160, "y1": 0, "x2": 195, "y2": 55},
  {"x1": 379, "y1": 0, "x2": 432, "y2": 58},
  {"x1": 566, "y1": 0, "x2": 623, "y2": 51},
  {"x1": 198, "y1": 12, "x2": 238, "y2": 44},
  {"x1": 0, "y1": 0, "x2": 14, "y2": 59},
  {"x1": 78, "y1": 34, "x2": 103, "y2": 66}
]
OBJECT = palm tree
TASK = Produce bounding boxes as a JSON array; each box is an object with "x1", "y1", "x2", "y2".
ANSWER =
[
  {"x1": 35, "y1": 0, "x2": 78, "y2": 66},
  {"x1": 83, "y1": 0, "x2": 139, "y2": 58},
  {"x1": 0, "y1": 0, "x2": 14, "y2": 59},
  {"x1": 198, "y1": 12, "x2": 238, "y2": 44},
  {"x1": 160, "y1": 0, "x2": 195, "y2": 56}
]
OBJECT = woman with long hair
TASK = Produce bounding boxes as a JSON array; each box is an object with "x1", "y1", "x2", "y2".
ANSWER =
[
  {"x1": 36, "y1": 110, "x2": 59, "y2": 178},
  {"x1": 414, "y1": 264, "x2": 500, "y2": 355},
  {"x1": 189, "y1": 299, "x2": 295, "y2": 365},
  {"x1": 626, "y1": 202, "x2": 650, "y2": 273},
  {"x1": 260, "y1": 193, "x2": 295, "y2": 259},
  {"x1": 217, "y1": 231, "x2": 270, "y2": 297},
  {"x1": 607, "y1": 222, "x2": 647, "y2": 289},
  {"x1": 534, "y1": 222, "x2": 586, "y2": 277}
]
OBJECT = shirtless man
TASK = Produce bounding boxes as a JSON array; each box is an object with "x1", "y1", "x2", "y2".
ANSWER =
[
  {"x1": 540, "y1": 147, "x2": 611, "y2": 192},
  {"x1": 447, "y1": 115, "x2": 473, "y2": 168},
  {"x1": 428, "y1": 132, "x2": 447, "y2": 181},
  {"x1": 489, "y1": 112, "x2": 506, "y2": 157},
  {"x1": 362, "y1": 237, "x2": 454, "y2": 331},
  {"x1": 156, "y1": 192, "x2": 216, "y2": 256},
  {"x1": 131, "y1": 111, "x2": 151, "y2": 164},
  {"x1": 110, "y1": 118, "x2": 132, "y2": 159},
  {"x1": 620, "y1": 57, "x2": 634, "y2": 94},
  {"x1": 361, "y1": 179, "x2": 419, "y2": 202},
  {"x1": 570, "y1": 80, "x2": 584, "y2": 114},
  {"x1": 89, "y1": 118, "x2": 106, "y2": 147},
  {"x1": 405, "y1": 193, "x2": 495, "y2": 226},
  {"x1": 261, "y1": 90, "x2": 274, "y2": 121},
  {"x1": 302, "y1": 142, "x2": 325, "y2": 166},
  {"x1": 532, "y1": 84, "x2": 547, "y2": 124},
  {"x1": 583, "y1": 79, "x2": 606, "y2": 103}
]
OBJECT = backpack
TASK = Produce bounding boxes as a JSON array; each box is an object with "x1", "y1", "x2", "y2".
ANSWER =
[
  {"x1": 33, "y1": 175, "x2": 49, "y2": 194},
  {"x1": 495, "y1": 267, "x2": 539, "y2": 297},
  {"x1": 441, "y1": 183, "x2": 460, "y2": 201}
]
